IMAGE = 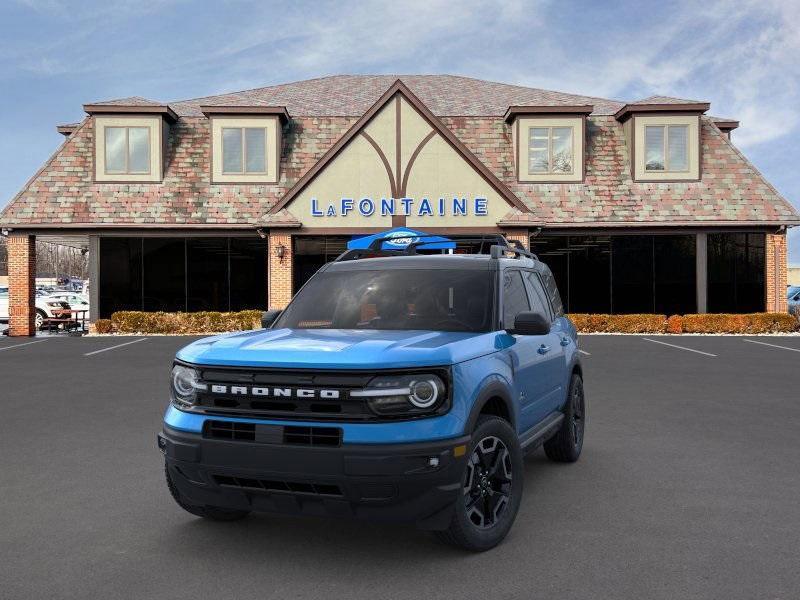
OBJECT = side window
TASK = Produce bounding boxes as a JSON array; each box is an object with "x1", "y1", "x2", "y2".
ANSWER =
[
  {"x1": 522, "y1": 271, "x2": 551, "y2": 321},
  {"x1": 502, "y1": 270, "x2": 531, "y2": 329},
  {"x1": 540, "y1": 269, "x2": 564, "y2": 317}
]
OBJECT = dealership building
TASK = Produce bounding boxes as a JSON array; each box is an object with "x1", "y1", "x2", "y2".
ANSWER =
[{"x1": 1, "y1": 75, "x2": 797, "y2": 335}]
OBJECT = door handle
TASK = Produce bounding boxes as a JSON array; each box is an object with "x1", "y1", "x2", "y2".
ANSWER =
[
  {"x1": 538, "y1": 344, "x2": 550, "y2": 355},
  {"x1": 560, "y1": 337, "x2": 570, "y2": 346}
]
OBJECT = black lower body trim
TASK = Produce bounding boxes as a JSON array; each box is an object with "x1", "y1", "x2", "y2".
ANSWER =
[{"x1": 159, "y1": 425, "x2": 470, "y2": 530}]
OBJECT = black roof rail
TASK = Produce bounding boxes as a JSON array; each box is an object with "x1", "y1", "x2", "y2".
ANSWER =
[{"x1": 334, "y1": 233, "x2": 538, "y2": 262}]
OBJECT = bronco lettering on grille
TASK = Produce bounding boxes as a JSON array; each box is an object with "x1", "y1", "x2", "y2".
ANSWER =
[{"x1": 208, "y1": 385, "x2": 340, "y2": 399}]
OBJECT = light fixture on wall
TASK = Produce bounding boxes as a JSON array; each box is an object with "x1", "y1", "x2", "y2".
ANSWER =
[
  {"x1": 275, "y1": 243, "x2": 286, "y2": 264},
  {"x1": 256, "y1": 228, "x2": 267, "y2": 239},
  {"x1": 0, "y1": 228, "x2": 9, "y2": 236}
]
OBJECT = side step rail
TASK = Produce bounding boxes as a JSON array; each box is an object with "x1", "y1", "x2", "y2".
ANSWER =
[{"x1": 519, "y1": 412, "x2": 564, "y2": 452}]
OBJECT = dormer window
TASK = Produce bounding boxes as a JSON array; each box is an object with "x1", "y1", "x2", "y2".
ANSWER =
[
  {"x1": 528, "y1": 126, "x2": 574, "y2": 174},
  {"x1": 222, "y1": 127, "x2": 268, "y2": 174},
  {"x1": 505, "y1": 106, "x2": 591, "y2": 183},
  {"x1": 644, "y1": 124, "x2": 688, "y2": 172},
  {"x1": 201, "y1": 106, "x2": 289, "y2": 184},
  {"x1": 105, "y1": 126, "x2": 151, "y2": 174}
]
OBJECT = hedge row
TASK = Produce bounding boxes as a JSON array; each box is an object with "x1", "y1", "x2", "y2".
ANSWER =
[
  {"x1": 96, "y1": 310, "x2": 798, "y2": 334},
  {"x1": 568, "y1": 313, "x2": 799, "y2": 334},
  {"x1": 109, "y1": 310, "x2": 262, "y2": 334}
]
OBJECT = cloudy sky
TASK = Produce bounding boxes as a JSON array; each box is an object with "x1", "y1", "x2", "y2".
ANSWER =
[{"x1": 1, "y1": 0, "x2": 798, "y2": 259}]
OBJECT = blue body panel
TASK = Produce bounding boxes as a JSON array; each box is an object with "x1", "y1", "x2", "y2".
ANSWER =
[
  {"x1": 175, "y1": 328, "x2": 501, "y2": 370},
  {"x1": 165, "y1": 323, "x2": 581, "y2": 444}
]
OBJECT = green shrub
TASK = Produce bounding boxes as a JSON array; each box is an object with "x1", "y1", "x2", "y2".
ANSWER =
[{"x1": 111, "y1": 310, "x2": 262, "y2": 334}]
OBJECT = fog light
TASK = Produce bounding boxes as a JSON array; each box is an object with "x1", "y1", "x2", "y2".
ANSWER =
[{"x1": 428, "y1": 457, "x2": 439, "y2": 468}]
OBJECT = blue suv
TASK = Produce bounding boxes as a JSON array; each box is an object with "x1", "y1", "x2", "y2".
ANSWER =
[{"x1": 159, "y1": 237, "x2": 584, "y2": 551}]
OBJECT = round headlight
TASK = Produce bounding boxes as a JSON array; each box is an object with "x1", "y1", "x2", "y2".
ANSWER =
[
  {"x1": 409, "y1": 379, "x2": 439, "y2": 408},
  {"x1": 171, "y1": 365, "x2": 203, "y2": 406}
]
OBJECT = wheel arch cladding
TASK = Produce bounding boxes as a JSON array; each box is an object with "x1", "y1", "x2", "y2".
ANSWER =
[{"x1": 465, "y1": 382, "x2": 515, "y2": 433}]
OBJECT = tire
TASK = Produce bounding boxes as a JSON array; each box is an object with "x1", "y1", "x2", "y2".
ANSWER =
[
  {"x1": 436, "y1": 416, "x2": 523, "y2": 552},
  {"x1": 544, "y1": 373, "x2": 585, "y2": 463},
  {"x1": 164, "y1": 463, "x2": 250, "y2": 522},
  {"x1": 35, "y1": 309, "x2": 46, "y2": 330}
]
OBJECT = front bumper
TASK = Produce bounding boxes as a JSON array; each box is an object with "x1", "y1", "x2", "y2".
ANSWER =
[{"x1": 159, "y1": 425, "x2": 470, "y2": 530}]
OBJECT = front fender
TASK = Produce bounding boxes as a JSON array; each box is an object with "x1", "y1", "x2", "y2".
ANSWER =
[{"x1": 453, "y1": 351, "x2": 516, "y2": 435}]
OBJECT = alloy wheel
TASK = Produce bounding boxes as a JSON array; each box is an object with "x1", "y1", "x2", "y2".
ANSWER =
[{"x1": 463, "y1": 435, "x2": 513, "y2": 529}]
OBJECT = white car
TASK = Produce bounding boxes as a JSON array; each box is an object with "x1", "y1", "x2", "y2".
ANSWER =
[{"x1": 0, "y1": 288, "x2": 73, "y2": 329}]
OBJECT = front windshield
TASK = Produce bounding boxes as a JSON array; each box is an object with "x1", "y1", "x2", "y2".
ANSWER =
[{"x1": 275, "y1": 268, "x2": 494, "y2": 332}]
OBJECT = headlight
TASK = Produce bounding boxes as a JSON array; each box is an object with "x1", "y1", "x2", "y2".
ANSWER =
[
  {"x1": 170, "y1": 364, "x2": 206, "y2": 408},
  {"x1": 351, "y1": 373, "x2": 447, "y2": 416}
]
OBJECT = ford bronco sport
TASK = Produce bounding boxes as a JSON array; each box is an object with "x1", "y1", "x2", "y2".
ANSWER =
[{"x1": 159, "y1": 236, "x2": 584, "y2": 551}]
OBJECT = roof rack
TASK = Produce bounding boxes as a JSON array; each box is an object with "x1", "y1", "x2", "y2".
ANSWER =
[{"x1": 334, "y1": 234, "x2": 538, "y2": 262}]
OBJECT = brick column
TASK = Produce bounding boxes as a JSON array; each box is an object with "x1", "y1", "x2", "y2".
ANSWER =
[
  {"x1": 268, "y1": 231, "x2": 293, "y2": 309},
  {"x1": 8, "y1": 234, "x2": 36, "y2": 336},
  {"x1": 765, "y1": 232, "x2": 788, "y2": 312},
  {"x1": 503, "y1": 229, "x2": 530, "y2": 251}
]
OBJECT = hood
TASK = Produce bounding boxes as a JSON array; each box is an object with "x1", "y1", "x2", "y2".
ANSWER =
[{"x1": 176, "y1": 328, "x2": 502, "y2": 369}]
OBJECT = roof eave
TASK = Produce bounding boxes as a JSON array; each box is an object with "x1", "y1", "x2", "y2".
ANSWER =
[
  {"x1": 614, "y1": 102, "x2": 711, "y2": 122},
  {"x1": 83, "y1": 104, "x2": 179, "y2": 122},
  {"x1": 199, "y1": 105, "x2": 291, "y2": 123},
  {"x1": 503, "y1": 105, "x2": 594, "y2": 123}
]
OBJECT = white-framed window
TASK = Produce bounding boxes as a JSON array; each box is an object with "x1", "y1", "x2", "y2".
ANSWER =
[
  {"x1": 104, "y1": 126, "x2": 151, "y2": 175},
  {"x1": 644, "y1": 124, "x2": 689, "y2": 172},
  {"x1": 221, "y1": 127, "x2": 268, "y2": 174},
  {"x1": 528, "y1": 126, "x2": 574, "y2": 175}
]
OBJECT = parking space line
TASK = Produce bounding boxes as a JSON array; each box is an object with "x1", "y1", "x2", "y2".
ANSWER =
[
  {"x1": 84, "y1": 338, "x2": 147, "y2": 356},
  {"x1": 578, "y1": 349, "x2": 591, "y2": 356},
  {"x1": 642, "y1": 337, "x2": 717, "y2": 357},
  {"x1": 743, "y1": 339, "x2": 800, "y2": 353},
  {"x1": 0, "y1": 339, "x2": 49, "y2": 352}
]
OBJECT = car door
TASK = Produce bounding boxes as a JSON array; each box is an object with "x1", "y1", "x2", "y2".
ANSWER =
[
  {"x1": 501, "y1": 270, "x2": 554, "y2": 433},
  {"x1": 523, "y1": 270, "x2": 567, "y2": 414}
]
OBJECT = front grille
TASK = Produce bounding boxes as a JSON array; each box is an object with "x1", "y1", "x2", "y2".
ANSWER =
[
  {"x1": 213, "y1": 475, "x2": 343, "y2": 497},
  {"x1": 204, "y1": 420, "x2": 342, "y2": 447},
  {"x1": 194, "y1": 368, "x2": 375, "y2": 421}
]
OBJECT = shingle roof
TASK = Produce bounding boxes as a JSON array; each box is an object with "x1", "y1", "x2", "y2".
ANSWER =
[
  {"x1": 1, "y1": 75, "x2": 796, "y2": 229},
  {"x1": 168, "y1": 74, "x2": 626, "y2": 117},
  {"x1": 87, "y1": 96, "x2": 164, "y2": 107},
  {"x1": 631, "y1": 95, "x2": 707, "y2": 105}
]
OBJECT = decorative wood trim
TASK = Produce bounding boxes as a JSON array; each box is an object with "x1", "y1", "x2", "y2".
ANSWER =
[
  {"x1": 360, "y1": 131, "x2": 398, "y2": 199},
  {"x1": 268, "y1": 79, "x2": 529, "y2": 215},
  {"x1": 200, "y1": 105, "x2": 290, "y2": 122},
  {"x1": 399, "y1": 130, "x2": 436, "y2": 197},
  {"x1": 83, "y1": 103, "x2": 178, "y2": 122},
  {"x1": 614, "y1": 102, "x2": 710, "y2": 122}
]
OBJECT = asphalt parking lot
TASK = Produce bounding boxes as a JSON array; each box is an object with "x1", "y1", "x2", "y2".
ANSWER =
[{"x1": 1, "y1": 334, "x2": 799, "y2": 600}]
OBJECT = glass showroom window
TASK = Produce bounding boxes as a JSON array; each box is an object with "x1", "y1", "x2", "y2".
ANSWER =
[
  {"x1": 104, "y1": 126, "x2": 150, "y2": 174},
  {"x1": 222, "y1": 127, "x2": 267, "y2": 174},
  {"x1": 528, "y1": 127, "x2": 573, "y2": 174},
  {"x1": 645, "y1": 125, "x2": 688, "y2": 171}
]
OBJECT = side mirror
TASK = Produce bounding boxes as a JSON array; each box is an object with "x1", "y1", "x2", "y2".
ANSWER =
[
  {"x1": 261, "y1": 309, "x2": 282, "y2": 329},
  {"x1": 508, "y1": 311, "x2": 551, "y2": 336}
]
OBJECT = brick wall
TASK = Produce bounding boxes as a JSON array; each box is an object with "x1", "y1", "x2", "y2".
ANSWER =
[
  {"x1": 268, "y1": 231, "x2": 293, "y2": 309},
  {"x1": 765, "y1": 232, "x2": 788, "y2": 313},
  {"x1": 7, "y1": 234, "x2": 36, "y2": 336}
]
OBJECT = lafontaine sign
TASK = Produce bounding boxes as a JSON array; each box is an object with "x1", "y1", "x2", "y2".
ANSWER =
[{"x1": 311, "y1": 196, "x2": 489, "y2": 218}]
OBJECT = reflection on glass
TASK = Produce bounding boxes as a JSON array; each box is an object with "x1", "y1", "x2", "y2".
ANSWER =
[
  {"x1": 645, "y1": 126, "x2": 665, "y2": 170},
  {"x1": 528, "y1": 127, "x2": 548, "y2": 173},
  {"x1": 667, "y1": 125, "x2": 688, "y2": 171},
  {"x1": 245, "y1": 128, "x2": 266, "y2": 173},
  {"x1": 104, "y1": 127, "x2": 127, "y2": 173},
  {"x1": 551, "y1": 127, "x2": 573, "y2": 173},
  {"x1": 128, "y1": 127, "x2": 150, "y2": 173},
  {"x1": 222, "y1": 128, "x2": 243, "y2": 173}
]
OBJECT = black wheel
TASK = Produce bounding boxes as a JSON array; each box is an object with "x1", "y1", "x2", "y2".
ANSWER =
[
  {"x1": 544, "y1": 373, "x2": 585, "y2": 463},
  {"x1": 164, "y1": 463, "x2": 250, "y2": 522},
  {"x1": 436, "y1": 416, "x2": 523, "y2": 552}
]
